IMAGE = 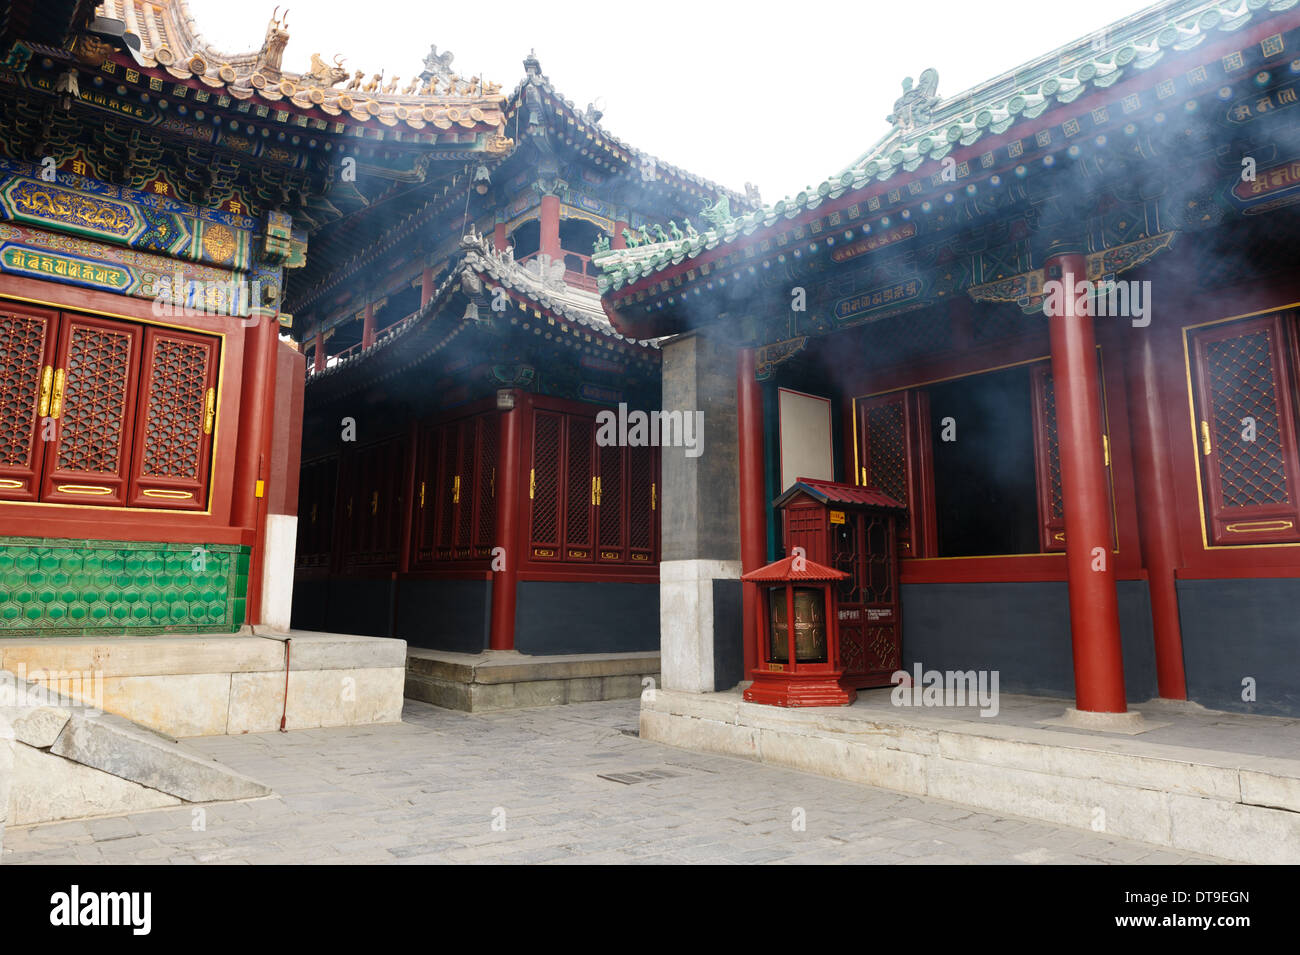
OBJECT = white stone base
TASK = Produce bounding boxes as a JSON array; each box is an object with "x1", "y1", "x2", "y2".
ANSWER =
[
  {"x1": 641, "y1": 688, "x2": 1300, "y2": 864},
  {"x1": 259, "y1": 513, "x2": 298, "y2": 633},
  {"x1": 659, "y1": 559, "x2": 741, "y2": 693},
  {"x1": 0, "y1": 631, "x2": 406, "y2": 738},
  {"x1": 1042, "y1": 707, "x2": 1165, "y2": 735}
]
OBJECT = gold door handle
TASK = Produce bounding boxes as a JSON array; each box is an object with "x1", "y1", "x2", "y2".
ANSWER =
[
  {"x1": 371, "y1": 490, "x2": 379, "y2": 514},
  {"x1": 491, "y1": 467, "x2": 495, "y2": 498},
  {"x1": 38, "y1": 366, "x2": 53, "y2": 416},
  {"x1": 529, "y1": 468, "x2": 535, "y2": 499},
  {"x1": 419, "y1": 481, "x2": 426, "y2": 508},
  {"x1": 1102, "y1": 434, "x2": 1110, "y2": 467},
  {"x1": 591, "y1": 475, "x2": 597, "y2": 506},
  {"x1": 651, "y1": 482, "x2": 656, "y2": 511},
  {"x1": 203, "y1": 387, "x2": 216, "y2": 435},
  {"x1": 453, "y1": 474, "x2": 461, "y2": 504},
  {"x1": 50, "y1": 368, "x2": 66, "y2": 419},
  {"x1": 1200, "y1": 421, "x2": 1212, "y2": 456}
]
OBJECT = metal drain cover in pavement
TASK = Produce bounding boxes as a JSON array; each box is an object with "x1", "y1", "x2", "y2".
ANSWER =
[{"x1": 597, "y1": 768, "x2": 686, "y2": 785}]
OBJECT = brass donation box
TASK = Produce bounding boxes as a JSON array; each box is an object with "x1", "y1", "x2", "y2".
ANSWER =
[{"x1": 747, "y1": 478, "x2": 904, "y2": 705}]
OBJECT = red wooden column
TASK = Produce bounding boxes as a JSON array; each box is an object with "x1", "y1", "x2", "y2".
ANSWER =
[
  {"x1": 539, "y1": 195, "x2": 562, "y2": 261},
  {"x1": 488, "y1": 391, "x2": 524, "y2": 651},
  {"x1": 420, "y1": 266, "x2": 434, "y2": 307},
  {"x1": 361, "y1": 302, "x2": 376, "y2": 349},
  {"x1": 234, "y1": 306, "x2": 281, "y2": 624},
  {"x1": 737, "y1": 348, "x2": 765, "y2": 679},
  {"x1": 612, "y1": 219, "x2": 629, "y2": 249},
  {"x1": 1126, "y1": 326, "x2": 1189, "y2": 699},
  {"x1": 312, "y1": 330, "x2": 325, "y2": 372},
  {"x1": 493, "y1": 222, "x2": 508, "y2": 252},
  {"x1": 1046, "y1": 250, "x2": 1128, "y2": 712}
]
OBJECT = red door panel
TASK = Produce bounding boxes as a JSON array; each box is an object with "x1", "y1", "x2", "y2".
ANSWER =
[
  {"x1": 41, "y1": 314, "x2": 142, "y2": 507},
  {"x1": 0, "y1": 303, "x2": 59, "y2": 502},
  {"x1": 563, "y1": 414, "x2": 595, "y2": 561},
  {"x1": 597, "y1": 442, "x2": 626, "y2": 563},
  {"x1": 127, "y1": 326, "x2": 219, "y2": 510},
  {"x1": 528, "y1": 409, "x2": 563, "y2": 561},
  {"x1": 627, "y1": 444, "x2": 657, "y2": 565},
  {"x1": 1192, "y1": 313, "x2": 1300, "y2": 545},
  {"x1": 857, "y1": 391, "x2": 931, "y2": 557}
]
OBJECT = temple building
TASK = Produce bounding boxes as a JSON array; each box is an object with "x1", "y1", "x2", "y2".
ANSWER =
[
  {"x1": 597, "y1": 0, "x2": 1300, "y2": 718},
  {"x1": 0, "y1": 1, "x2": 542, "y2": 753},
  {"x1": 0, "y1": 0, "x2": 514, "y2": 637},
  {"x1": 288, "y1": 52, "x2": 750, "y2": 707}
]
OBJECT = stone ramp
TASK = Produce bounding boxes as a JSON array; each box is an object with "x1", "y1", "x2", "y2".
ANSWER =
[
  {"x1": 641, "y1": 688, "x2": 1300, "y2": 864},
  {"x1": 1, "y1": 676, "x2": 271, "y2": 843}
]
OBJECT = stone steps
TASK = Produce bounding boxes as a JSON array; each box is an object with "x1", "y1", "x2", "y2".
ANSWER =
[{"x1": 406, "y1": 649, "x2": 659, "y2": 711}]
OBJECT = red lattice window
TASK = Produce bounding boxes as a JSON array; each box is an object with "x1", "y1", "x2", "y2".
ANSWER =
[
  {"x1": 295, "y1": 456, "x2": 337, "y2": 569},
  {"x1": 128, "y1": 327, "x2": 219, "y2": 510},
  {"x1": 474, "y1": 416, "x2": 497, "y2": 557},
  {"x1": 525, "y1": 403, "x2": 659, "y2": 567},
  {"x1": 1031, "y1": 359, "x2": 1118, "y2": 553},
  {"x1": 1030, "y1": 364, "x2": 1067, "y2": 552},
  {"x1": 856, "y1": 391, "x2": 933, "y2": 556},
  {"x1": 529, "y1": 410, "x2": 563, "y2": 559},
  {"x1": 41, "y1": 315, "x2": 142, "y2": 507},
  {"x1": 627, "y1": 443, "x2": 656, "y2": 563},
  {"x1": 0, "y1": 303, "x2": 58, "y2": 502},
  {"x1": 1191, "y1": 313, "x2": 1300, "y2": 546},
  {"x1": 597, "y1": 442, "x2": 625, "y2": 560},
  {"x1": 0, "y1": 306, "x2": 222, "y2": 511},
  {"x1": 341, "y1": 435, "x2": 406, "y2": 570},
  {"x1": 564, "y1": 415, "x2": 595, "y2": 561}
]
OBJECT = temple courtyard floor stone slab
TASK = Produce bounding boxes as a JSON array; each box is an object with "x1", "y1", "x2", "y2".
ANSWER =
[{"x1": 2, "y1": 699, "x2": 1227, "y2": 865}]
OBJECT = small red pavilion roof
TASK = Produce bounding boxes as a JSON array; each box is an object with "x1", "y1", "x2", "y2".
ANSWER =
[
  {"x1": 741, "y1": 554, "x2": 848, "y2": 583},
  {"x1": 773, "y1": 477, "x2": 904, "y2": 511}
]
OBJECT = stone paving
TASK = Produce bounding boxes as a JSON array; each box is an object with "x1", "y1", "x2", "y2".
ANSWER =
[{"x1": 1, "y1": 699, "x2": 1223, "y2": 865}]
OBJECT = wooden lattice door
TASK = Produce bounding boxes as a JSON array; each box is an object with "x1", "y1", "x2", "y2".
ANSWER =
[
  {"x1": 831, "y1": 509, "x2": 901, "y2": 688},
  {"x1": 127, "y1": 327, "x2": 218, "y2": 510},
  {"x1": 40, "y1": 314, "x2": 143, "y2": 507},
  {"x1": 1191, "y1": 314, "x2": 1300, "y2": 545},
  {"x1": 0, "y1": 303, "x2": 59, "y2": 502}
]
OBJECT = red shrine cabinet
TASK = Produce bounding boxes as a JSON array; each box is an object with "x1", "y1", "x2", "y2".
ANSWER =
[{"x1": 774, "y1": 478, "x2": 905, "y2": 690}]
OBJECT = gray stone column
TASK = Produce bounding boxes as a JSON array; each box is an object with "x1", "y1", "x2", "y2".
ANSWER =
[{"x1": 658, "y1": 330, "x2": 744, "y2": 692}]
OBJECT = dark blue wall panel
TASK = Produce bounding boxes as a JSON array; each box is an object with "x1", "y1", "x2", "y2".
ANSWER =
[
  {"x1": 1178, "y1": 578, "x2": 1300, "y2": 717},
  {"x1": 514, "y1": 581, "x2": 658, "y2": 654},
  {"x1": 395, "y1": 578, "x2": 492, "y2": 652},
  {"x1": 900, "y1": 580, "x2": 1157, "y2": 703}
]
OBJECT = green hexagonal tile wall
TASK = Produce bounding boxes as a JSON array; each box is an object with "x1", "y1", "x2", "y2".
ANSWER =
[{"x1": 0, "y1": 537, "x2": 249, "y2": 636}]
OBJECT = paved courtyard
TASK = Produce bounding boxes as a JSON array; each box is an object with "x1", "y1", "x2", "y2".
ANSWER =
[{"x1": 3, "y1": 699, "x2": 1221, "y2": 864}]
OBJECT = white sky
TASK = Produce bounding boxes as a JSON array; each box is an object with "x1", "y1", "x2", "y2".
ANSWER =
[{"x1": 190, "y1": 0, "x2": 1157, "y2": 201}]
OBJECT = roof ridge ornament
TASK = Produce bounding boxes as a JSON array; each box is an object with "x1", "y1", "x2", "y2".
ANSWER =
[
  {"x1": 253, "y1": 6, "x2": 290, "y2": 81},
  {"x1": 699, "y1": 195, "x2": 734, "y2": 232},
  {"x1": 886, "y1": 68, "x2": 939, "y2": 132},
  {"x1": 420, "y1": 44, "x2": 455, "y2": 83},
  {"x1": 523, "y1": 49, "x2": 543, "y2": 79}
]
